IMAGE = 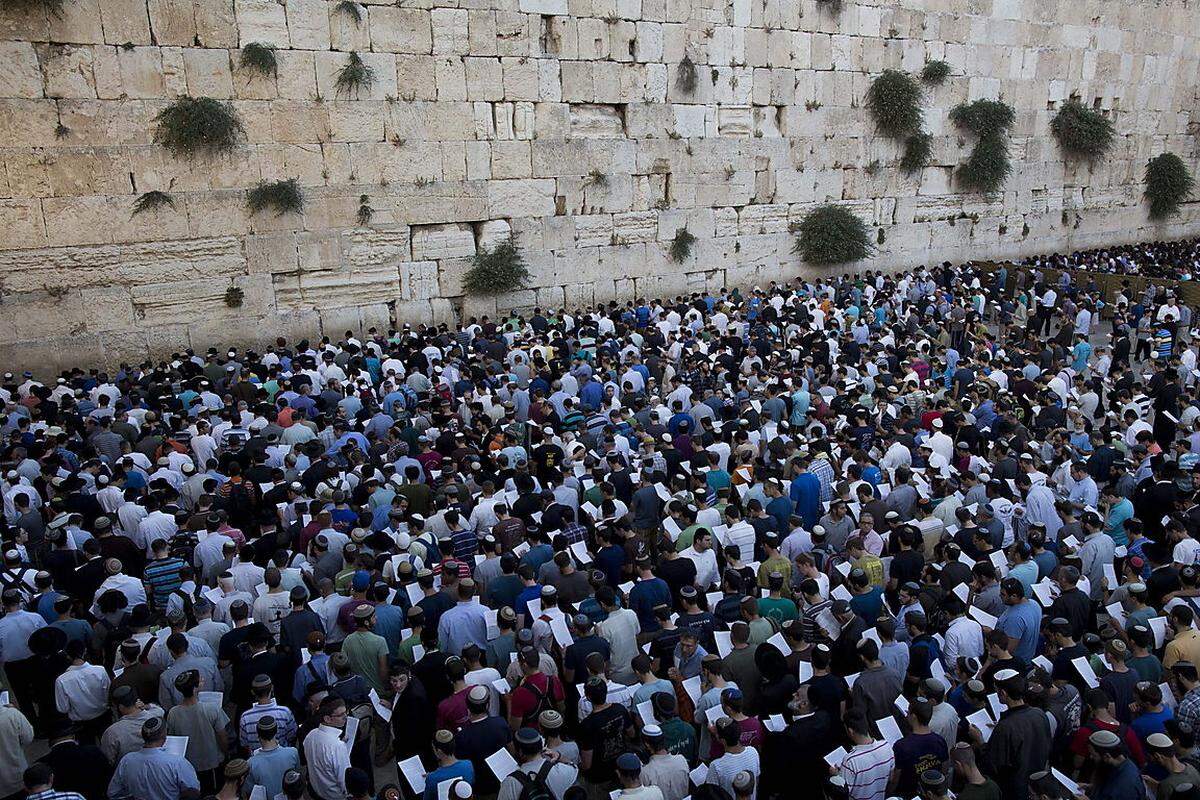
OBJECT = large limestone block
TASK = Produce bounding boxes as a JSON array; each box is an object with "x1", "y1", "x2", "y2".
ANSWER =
[
  {"x1": 369, "y1": 7, "x2": 432, "y2": 54},
  {"x1": 48, "y1": 0, "x2": 104, "y2": 44},
  {"x1": 569, "y1": 104, "x2": 625, "y2": 138},
  {"x1": 464, "y1": 58, "x2": 504, "y2": 101},
  {"x1": 502, "y1": 57, "x2": 539, "y2": 101},
  {"x1": 519, "y1": 0, "x2": 568, "y2": 14},
  {"x1": 399, "y1": 260, "x2": 440, "y2": 300},
  {"x1": 487, "y1": 179, "x2": 557, "y2": 218},
  {"x1": 97, "y1": 0, "x2": 152, "y2": 44},
  {"x1": 1, "y1": 41, "x2": 43, "y2": 99},
  {"x1": 286, "y1": 0, "x2": 332, "y2": 50},
  {"x1": 183, "y1": 48, "x2": 235, "y2": 99},
  {"x1": 80, "y1": 286, "x2": 137, "y2": 332},
  {"x1": 326, "y1": 102, "x2": 386, "y2": 142},
  {"x1": 116, "y1": 47, "x2": 165, "y2": 98},
  {"x1": 0, "y1": 236, "x2": 245, "y2": 292},
  {"x1": 146, "y1": 0, "x2": 196, "y2": 46},
  {"x1": 195, "y1": 0, "x2": 238, "y2": 47},
  {"x1": 39, "y1": 44, "x2": 99, "y2": 100},
  {"x1": 236, "y1": 0, "x2": 291, "y2": 47},
  {"x1": 490, "y1": 140, "x2": 532, "y2": 179},
  {"x1": 431, "y1": 8, "x2": 469, "y2": 55},
  {"x1": 411, "y1": 222, "x2": 476, "y2": 260},
  {"x1": 0, "y1": 199, "x2": 47, "y2": 250},
  {"x1": 612, "y1": 210, "x2": 658, "y2": 244}
]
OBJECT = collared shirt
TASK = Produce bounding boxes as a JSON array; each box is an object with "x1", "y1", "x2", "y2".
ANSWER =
[
  {"x1": 0, "y1": 706, "x2": 34, "y2": 796},
  {"x1": 239, "y1": 700, "x2": 297, "y2": 749},
  {"x1": 107, "y1": 746, "x2": 200, "y2": 800},
  {"x1": 302, "y1": 724, "x2": 351, "y2": 800},
  {"x1": 55, "y1": 662, "x2": 111, "y2": 721},
  {"x1": 0, "y1": 608, "x2": 45, "y2": 662},
  {"x1": 101, "y1": 707, "x2": 166, "y2": 764},
  {"x1": 437, "y1": 601, "x2": 490, "y2": 656}
]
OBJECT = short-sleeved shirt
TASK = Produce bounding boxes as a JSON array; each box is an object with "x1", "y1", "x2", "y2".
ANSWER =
[
  {"x1": 509, "y1": 672, "x2": 564, "y2": 728},
  {"x1": 577, "y1": 702, "x2": 633, "y2": 782},
  {"x1": 996, "y1": 599, "x2": 1041, "y2": 660},
  {"x1": 165, "y1": 700, "x2": 230, "y2": 772},
  {"x1": 892, "y1": 732, "x2": 948, "y2": 795},
  {"x1": 340, "y1": 630, "x2": 389, "y2": 694}
]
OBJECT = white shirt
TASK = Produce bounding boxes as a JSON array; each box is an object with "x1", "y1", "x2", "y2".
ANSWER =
[
  {"x1": 941, "y1": 615, "x2": 984, "y2": 669},
  {"x1": 55, "y1": 662, "x2": 111, "y2": 721},
  {"x1": 640, "y1": 753, "x2": 689, "y2": 800},
  {"x1": 303, "y1": 723, "x2": 351, "y2": 800},
  {"x1": 597, "y1": 607, "x2": 641, "y2": 680},
  {"x1": 92, "y1": 573, "x2": 147, "y2": 614},
  {"x1": 682, "y1": 546, "x2": 719, "y2": 590}
]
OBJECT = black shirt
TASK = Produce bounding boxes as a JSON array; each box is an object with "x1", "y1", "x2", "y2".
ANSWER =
[
  {"x1": 576, "y1": 702, "x2": 633, "y2": 782},
  {"x1": 454, "y1": 716, "x2": 513, "y2": 793}
]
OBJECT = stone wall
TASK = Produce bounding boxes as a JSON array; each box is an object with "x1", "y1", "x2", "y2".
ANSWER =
[{"x1": 0, "y1": 0, "x2": 1198, "y2": 370}]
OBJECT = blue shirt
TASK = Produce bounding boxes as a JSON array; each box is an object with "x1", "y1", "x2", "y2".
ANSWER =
[
  {"x1": 424, "y1": 760, "x2": 474, "y2": 800},
  {"x1": 373, "y1": 603, "x2": 406, "y2": 657},
  {"x1": 997, "y1": 599, "x2": 1042, "y2": 660},
  {"x1": 248, "y1": 745, "x2": 301, "y2": 799},
  {"x1": 629, "y1": 577, "x2": 671, "y2": 632},
  {"x1": 108, "y1": 746, "x2": 200, "y2": 800},
  {"x1": 790, "y1": 473, "x2": 821, "y2": 529}
]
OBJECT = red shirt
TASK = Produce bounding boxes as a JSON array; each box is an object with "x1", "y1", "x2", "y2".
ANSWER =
[
  {"x1": 1069, "y1": 718, "x2": 1145, "y2": 766},
  {"x1": 437, "y1": 687, "x2": 471, "y2": 732},
  {"x1": 509, "y1": 672, "x2": 564, "y2": 728}
]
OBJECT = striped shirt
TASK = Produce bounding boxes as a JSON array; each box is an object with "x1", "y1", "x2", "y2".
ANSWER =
[
  {"x1": 840, "y1": 739, "x2": 895, "y2": 800},
  {"x1": 238, "y1": 701, "x2": 297, "y2": 750},
  {"x1": 144, "y1": 557, "x2": 186, "y2": 610}
]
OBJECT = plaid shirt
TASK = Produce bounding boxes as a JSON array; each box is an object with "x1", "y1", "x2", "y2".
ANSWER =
[
  {"x1": 561, "y1": 522, "x2": 588, "y2": 545},
  {"x1": 1179, "y1": 686, "x2": 1200, "y2": 731},
  {"x1": 27, "y1": 791, "x2": 85, "y2": 800},
  {"x1": 809, "y1": 457, "x2": 835, "y2": 503}
]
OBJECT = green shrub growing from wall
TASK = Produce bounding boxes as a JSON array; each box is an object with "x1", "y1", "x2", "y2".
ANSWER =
[
  {"x1": 1144, "y1": 153, "x2": 1194, "y2": 219},
  {"x1": 246, "y1": 179, "x2": 305, "y2": 217},
  {"x1": 950, "y1": 99, "x2": 1015, "y2": 194},
  {"x1": 793, "y1": 204, "x2": 874, "y2": 265},
  {"x1": 1050, "y1": 98, "x2": 1115, "y2": 160},
  {"x1": 920, "y1": 60, "x2": 951, "y2": 85},
  {"x1": 153, "y1": 96, "x2": 244, "y2": 160},
  {"x1": 239, "y1": 43, "x2": 278, "y2": 77},
  {"x1": 865, "y1": 70, "x2": 923, "y2": 139},
  {"x1": 464, "y1": 239, "x2": 530, "y2": 294}
]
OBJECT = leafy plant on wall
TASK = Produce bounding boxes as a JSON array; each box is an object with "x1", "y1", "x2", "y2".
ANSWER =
[
  {"x1": 131, "y1": 191, "x2": 176, "y2": 217},
  {"x1": 793, "y1": 204, "x2": 874, "y2": 265},
  {"x1": 335, "y1": 52, "x2": 376, "y2": 98},
  {"x1": 246, "y1": 179, "x2": 305, "y2": 217},
  {"x1": 865, "y1": 70, "x2": 923, "y2": 139},
  {"x1": 1144, "y1": 153, "x2": 1194, "y2": 220},
  {"x1": 1049, "y1": 98, "x2": 1115, "y2": 160},
  {"x1": 153, "y1": 96, "x2": 245, "y2": 159},
  {"x1": 669, "y1": 227, "x2": 697, "y2": 263},
  {"x1": 920, "y1": 60, "x2": 951, "y2": 85},
  {"x1": 950, "y1": 99, "x2": 1015, "y2": 194},
  {"x1": 464, "y1": 239, "x2": 531, "y2": 295},
  {"x1": 239, "y1": 42, "x2": 278, "y2": 78}
]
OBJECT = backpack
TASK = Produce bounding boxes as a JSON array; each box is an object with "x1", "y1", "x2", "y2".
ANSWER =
[
  {"x1": 512, "y1": 760, "x2": 555, "y2": 800},
  {"x1": 518, "y1": 678, "x2": 553, "y2": 727},
  {"x1": 171, "y1": 587, "x2": 197, "y2": 628}
]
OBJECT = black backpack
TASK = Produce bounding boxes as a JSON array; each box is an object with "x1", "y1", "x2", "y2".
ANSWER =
[
  {"x1": 518, "y1": 678, "x2": 553, "y2": 727},
  {"x1": 513, "y1": 760, "x2": 555, "y2": 800}
]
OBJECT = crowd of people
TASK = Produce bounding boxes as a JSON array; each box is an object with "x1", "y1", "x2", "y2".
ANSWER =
[
  {"x1": 1021, "y1": 238, "x2": 1200, "y2": 280},
  {"x1": 0, "y1": 245, "x2": 1199, "y2": 800}
]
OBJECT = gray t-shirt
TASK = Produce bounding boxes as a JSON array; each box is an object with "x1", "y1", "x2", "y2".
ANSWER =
[{"x1": 166, "y1": 700, "x2": 230, "y2": 772}]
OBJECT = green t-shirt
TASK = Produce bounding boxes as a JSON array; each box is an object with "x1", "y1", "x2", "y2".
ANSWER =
[
  {"x1": 341, "y1": 630, "x2": 389, "y2": 694},
  {"x1": 956, "y1": 778, "x2": 1002, "y2": 800},
  {"x1": 757, "y1": 596, "x2": 798, "y2": 624}
]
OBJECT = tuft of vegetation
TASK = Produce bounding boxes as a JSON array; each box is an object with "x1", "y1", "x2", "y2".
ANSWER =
[
  {"x1": 900, "y1": 132, "x2": 932, "y2": 174},
  {"x1": 463, "y1": 238, "x2": 530, "y2": 295},
  {"x1": 955, "y1": 134, "x2": 1011, "y2": 194},
  {"x1": 246, "y1": 178, "x2": 305, "y2": 217},
  {"x1": 585, "y1": 169, "x2": 608, "y2": 188},
  {"x1": 153, "y1": 96, "x2": 245, "y2": 160},
  {"x1": 815, "y1": 0, "x2": 843, "y2": 12},
  {"x1": 920, "y1": 60, "x2": 951, "y2": 85},
  {"x1": 357, "y1": 194, "x2": 373, "y2": 226},
  {"x1": 675, "y1": 55, "x2": 697, "y2": 95},
  {"x1": 54, "y1": 123, "x2": 69, "y2": 139},
  {"x1": 949, "y1": 99, "x2": 1015, "y2": 138},
  {"x1": 131, "y1": 190, "x2": 176, "y2": 217},
  {"x1": 334, "y1": 0, "x2": 362, "y2": 23},
  {"x1": 865, "y1": 70, "x2": 923, "y2": 139},
  {"x1": 863, "y1": 159, "x2": 881, "y2": 176},
  {"x1": 669, "y1": 227, "x2": 697, "y2": 263},
  {"x1": 335, "y1": 52, "x2": 376, "y2": 98},
  {"x1": 224, "y1": 285, "x2": 244, "y2": 308},
  {"x1": 949, "y1": 99, "x2": 1015, "y2": 194},
  {"x1": 877, "y1": 227, "x2": 886, "y2": 245},
  {"x1": 792, "y1": 203, "x2": 874, "y2": 265},
  {"x1": 1049, "y1": 98, "x2": 1115, "y2": 160},
  {"x1": 1144, "y1": 152, "x2": 1194, "y2": 220},
  {"x1": 239, "y1": 42, "x2": 277, "y2": 78}
]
